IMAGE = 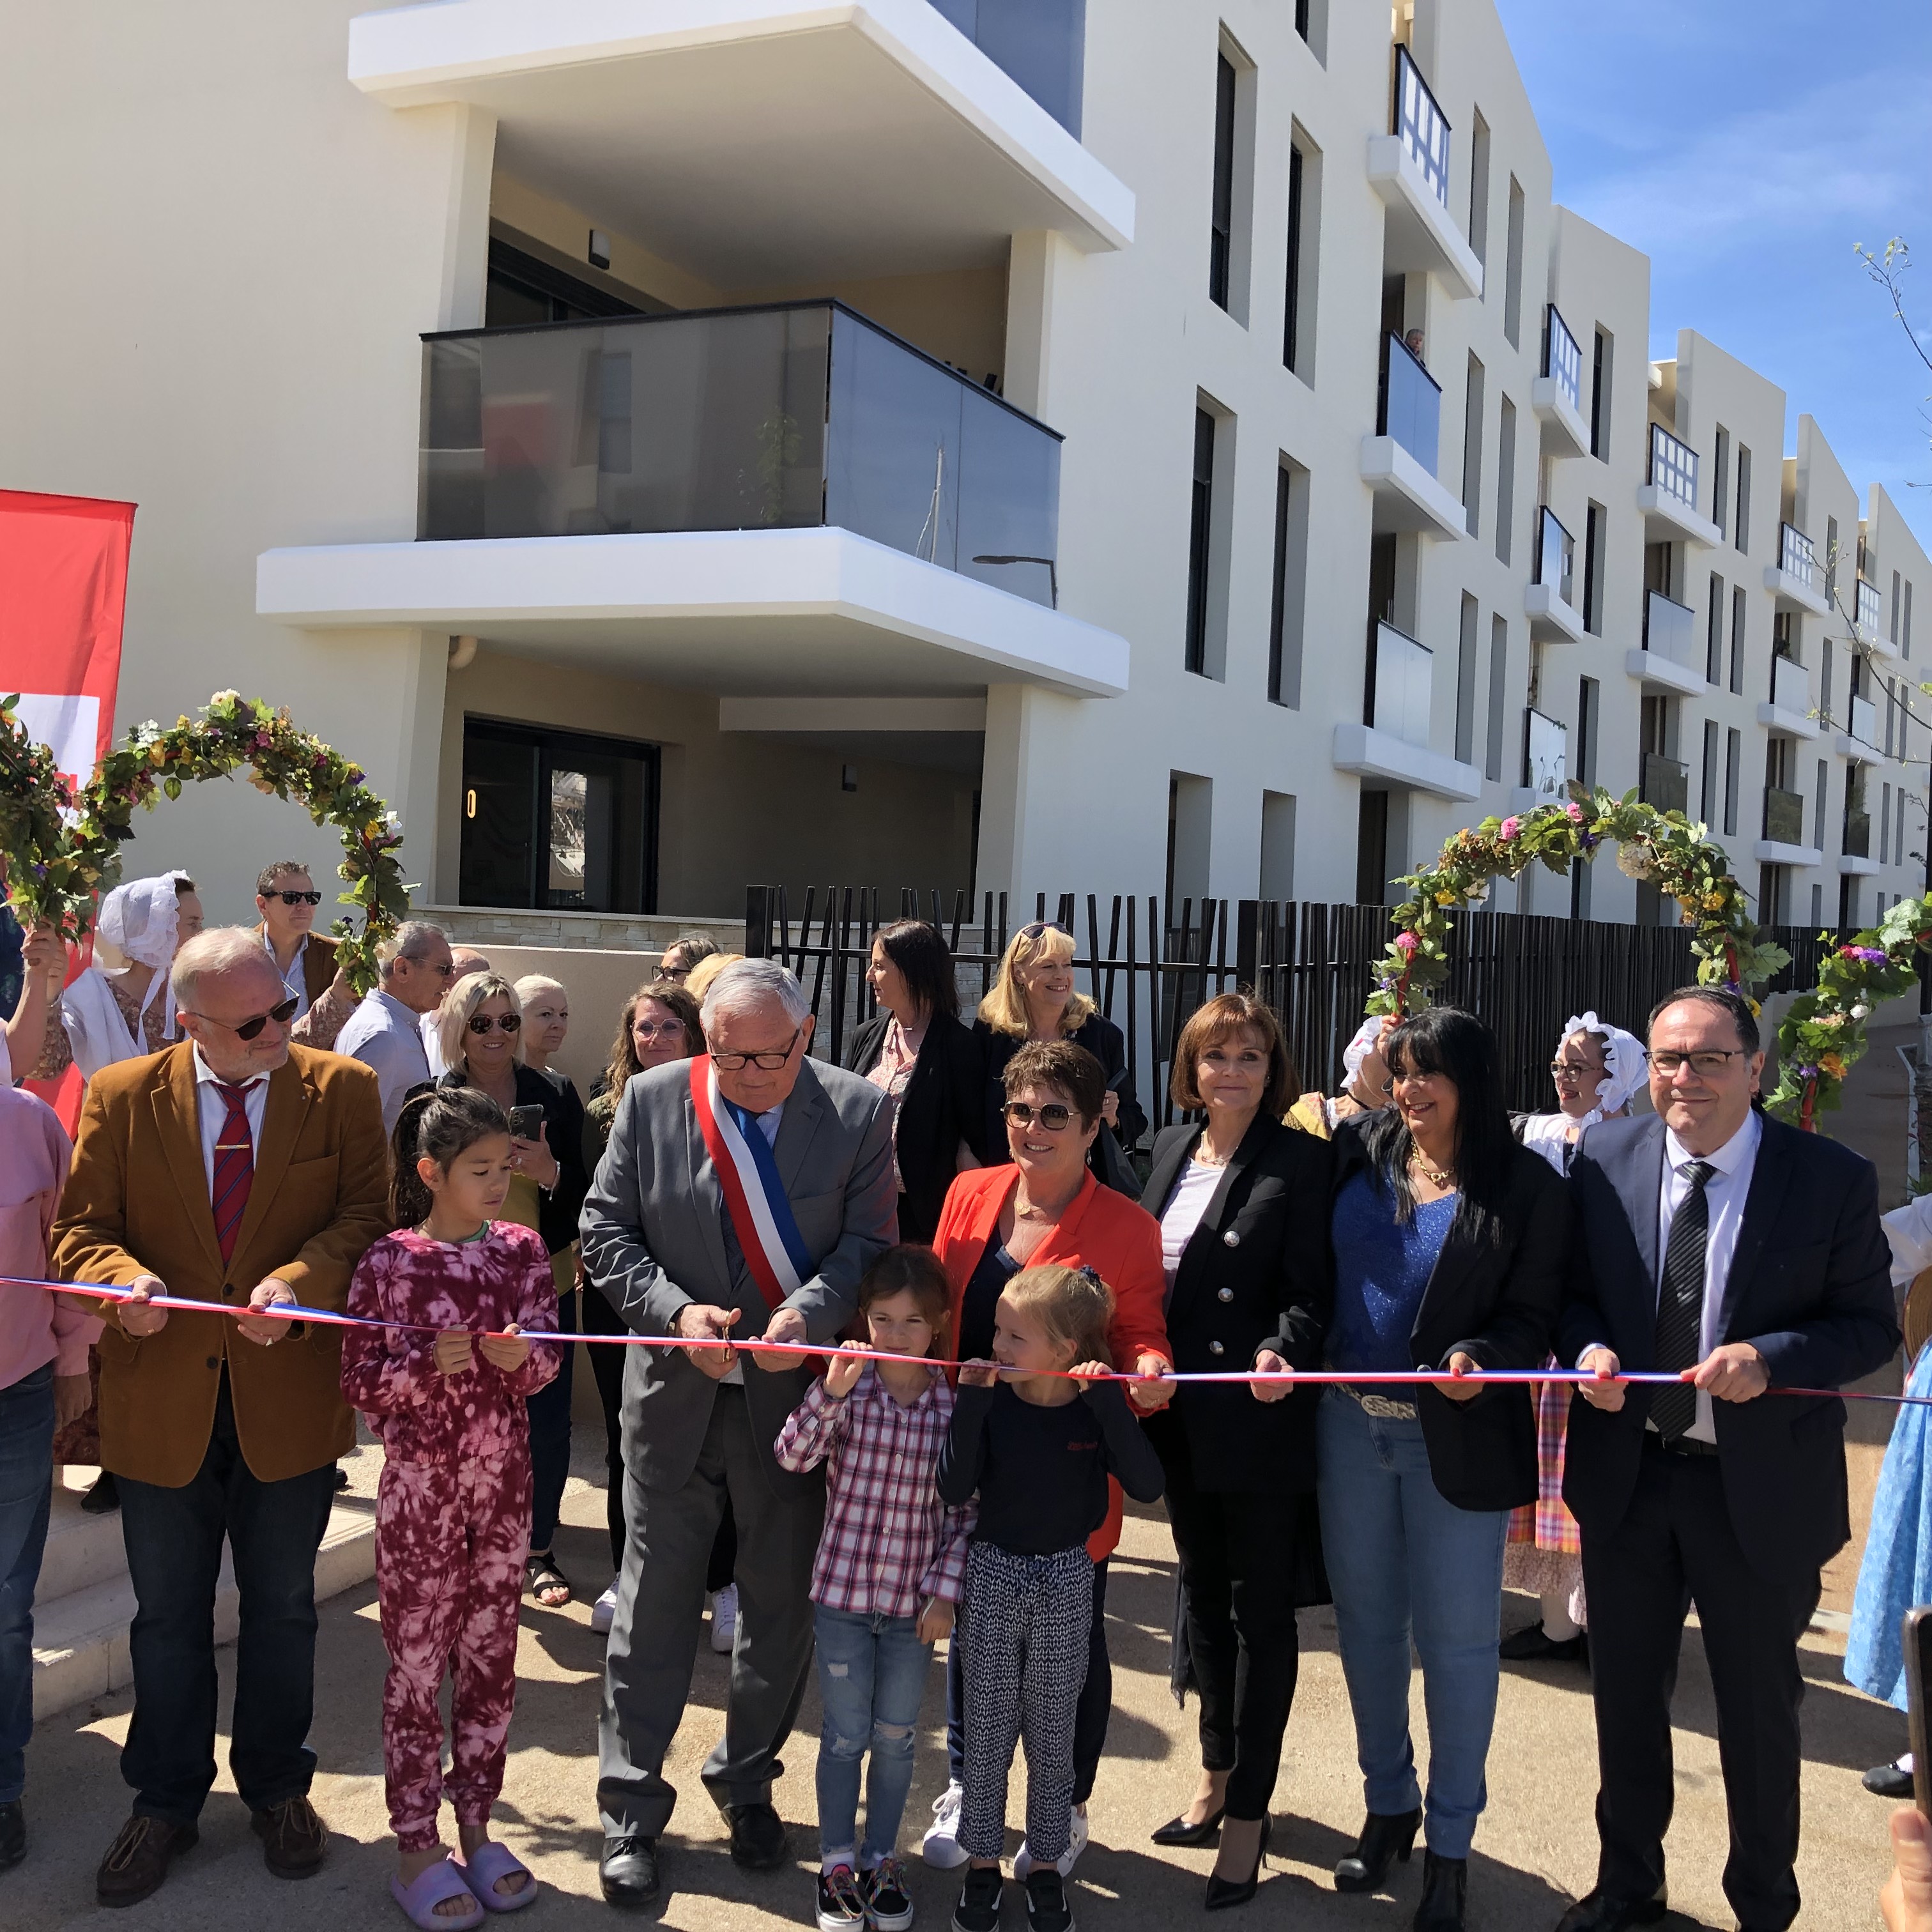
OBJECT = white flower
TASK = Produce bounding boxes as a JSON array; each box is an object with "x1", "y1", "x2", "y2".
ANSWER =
[{"x1": 1851, "y1": 1004, "x2": 1871, "y2": 1020}]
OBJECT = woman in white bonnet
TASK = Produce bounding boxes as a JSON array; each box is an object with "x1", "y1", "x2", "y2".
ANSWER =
[
  {"x1": 1287, "y1": 1016, "x2": 1395, "y2": 1137},
  {"x1": 1500, "y1": 1011, "x2": 1646, "y2": 1665}
]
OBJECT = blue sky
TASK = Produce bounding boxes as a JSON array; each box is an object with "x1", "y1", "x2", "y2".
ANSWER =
[{"x1": 1494, "y1": 0, "x2": 1932, "y2": 548}]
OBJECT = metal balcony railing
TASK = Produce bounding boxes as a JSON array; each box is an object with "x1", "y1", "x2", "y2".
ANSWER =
[
  {"x1": 1535, "y1": 507, "x2": 1574, "y2": 607},
  {"x1": 1370, "y1": 620, "x2": 1433, "y2": 748},
  {"x1": 1642, "y1": 588, "x2": 1700, "y2": 674},
  {"x1": 418, "y1": 301, "x2": 1062, "y2": 605},
  {"x1": 1778, "y1": 521, "x2": 1817, "y2": 588},
  {"x1": 1844, "y1": 809, "x2": 1872, "y2": 859},
  {"x1": 1768, "y1": 653, "x2": 1812, "y2": 718},
  {"x1": 1377, "y1": 332, "x2": 1442, "y2": 474},
  {"x1": 1762, "y1": 786, "x2": 1805, "y2": 845},
  {"x1": 924, "y1": 0, "x2": 1086, "y2": 135},
  {"x1": 1639, "y1": 753, "x2": 1688, "y2": 815},
  {"x1": 1542, "y1": 305, "x2": 1581, "y2": 413},
  {"x1": 1857, "y1": 577, "x2": 1883, "y2": 638},
  {"x1": 1647, "y1": 423, "x2": 1699, "y2": 514},
  {"x1": 1521, "y1": 707, "x2": 1568, "y2": 799},
  {"x1": 1392, "y1": 45, "x2": 1450, "y2": 207}
]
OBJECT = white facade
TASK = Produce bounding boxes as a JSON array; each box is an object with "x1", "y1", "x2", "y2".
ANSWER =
[{"x1": 1, "y1": 0, "x2": 1926, "y2": 933}]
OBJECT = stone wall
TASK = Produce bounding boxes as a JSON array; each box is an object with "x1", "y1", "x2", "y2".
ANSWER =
[{"x1": 413, "y1": 903, "x2": 745, "y2": 957}]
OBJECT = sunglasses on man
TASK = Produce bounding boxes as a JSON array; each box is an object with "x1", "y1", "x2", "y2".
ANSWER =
[
  {"x1": 183, "y1": 996, "x2": 300, "y2": 1042},
  {"x1": 264, "y1": 890, "x2": 323, "y2": 907}
]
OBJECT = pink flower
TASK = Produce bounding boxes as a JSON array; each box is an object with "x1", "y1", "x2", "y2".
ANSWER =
[
  {"x1": 1565, "y1": 801, "x2": 1584, "y2": 822},
  {"x1": 254, "y1": 732, "x2": 273, "y2": 748},
  {"x1": 1394, "y1": 931, "x2": 1420, "y2": 954},
  {"x1": 1499, "y1": 816, "x2": 1522, "y2": 841}
]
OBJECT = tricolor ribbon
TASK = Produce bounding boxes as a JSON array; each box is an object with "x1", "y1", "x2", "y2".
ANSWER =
[{"x1": 688, "y1": 1055, "x2": 812, "y2": 1315}]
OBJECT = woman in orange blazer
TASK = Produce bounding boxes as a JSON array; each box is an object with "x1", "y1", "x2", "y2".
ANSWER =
[{"x1": 923, "y1": 1038, "x2": 1171, "y2": 1880}]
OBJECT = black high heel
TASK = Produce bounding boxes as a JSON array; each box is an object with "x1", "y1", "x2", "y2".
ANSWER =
[
  {"x1": 1204, "y1": 1816, "x2": 1270, "y2": 1912},
  {"x1": 1412, "y1": 1850, "x2": 1466, "y2": 1929},
  {"x1": 1333, "y1": 1808, "x2": 1421, "y2": 1894},
  {"x1": 1153, "y1": 1805, "x2": 1226, "y2": 1848}
]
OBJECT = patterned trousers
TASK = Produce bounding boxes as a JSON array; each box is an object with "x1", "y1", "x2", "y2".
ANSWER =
[
  {"x1": 376, "y1": 1453, "x2": 531, "y2": 1851},
  {"x1": 959, "y1": 1541, "x2": 1093, "y2": 1865}
]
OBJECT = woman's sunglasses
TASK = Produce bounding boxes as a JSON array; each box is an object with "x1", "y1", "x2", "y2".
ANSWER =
[
  {"x1": 1003, "y1": 1100, "x2": 1077, "y2": 1131},
  {"x1": 265, "y1": 889, "x2": 323, "y2": 907},
  {"x1": 466, "y1": 1012, "x2": 522, "y2": 1036},
  {"x1": 1016, "y1": 920, "x2": 1071, "y2": 943},
  {"x1": 184, "y1": 996, "x2": 299, "y2": 1042}
]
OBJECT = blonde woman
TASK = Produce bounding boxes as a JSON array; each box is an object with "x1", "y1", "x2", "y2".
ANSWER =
[
  {"x1": 431, "y1": 972, "x2": 588, "y2": 1610},
  {"x1": 972, "y1": 922, "x2": 1146, "y2": 1195},
  {"x1": 682, "y1": 950, "x2": 742, "y2": 1006}
]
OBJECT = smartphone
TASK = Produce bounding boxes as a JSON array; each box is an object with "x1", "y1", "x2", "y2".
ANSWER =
[
  {"x1": 507, "y1": 1104, "x2": 544, "y2": 1141},
  {"x1": 1906, "y1": 1605, "x2": 1932, "y2": 1818}
]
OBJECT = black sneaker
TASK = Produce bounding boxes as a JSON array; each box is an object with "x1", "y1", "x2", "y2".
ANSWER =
[
  {"x1": 866, "y1": 1857, "x2": 916, "y2": 1931},
  {"x1": 819, "y1": 1865, "x2": 868, "y2": 1932},
  {"x1": 1023, "y1": 1868, "x2": 1071, "y2": 1932},
  {"x1": 952, "y1": 1864, "x2": 1004, "y2": 1932}
]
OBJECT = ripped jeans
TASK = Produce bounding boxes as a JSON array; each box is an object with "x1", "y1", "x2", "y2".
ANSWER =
[{"x1": 813, "y1": 1603, "x2": 936, "y2": 1866}]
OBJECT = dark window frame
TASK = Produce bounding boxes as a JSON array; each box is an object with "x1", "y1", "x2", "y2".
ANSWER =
[{"x1": 1209, "y1": 53, "x2": 1238, "y2": 310}]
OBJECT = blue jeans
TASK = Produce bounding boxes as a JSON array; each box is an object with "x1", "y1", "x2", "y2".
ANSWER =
[
  {"x1": 1315, "y1": 1391, "x2": 1508, "y2": 1860},
  {"x1": 814, "y1": 1603, "x2": 935, "y2": 1864},
  {"x1": 0, "y1": 1363, "x2": 54, "y2": 1806}
]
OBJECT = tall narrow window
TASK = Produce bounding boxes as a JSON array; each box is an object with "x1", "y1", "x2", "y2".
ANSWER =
[
  {"x1": 1583, "y1": 502, "x2": 1605, "y2": 632},
  {"x1": 1734, "y1": 444, "x2": 1752, "y2": 554},
  {"x1": 1724, "y1": 727, "x2": 1741, "y2": 838},
  {"x1": 1883, "y1": 781, "x2": 1894, "y2": 864},
  {"x1": 1572, "y1": 675, "x2": 1599, "y2": 921},
  {"x1": 1494, "y1": 397, "x2": 1516, "y2": 565},
  {"x1": 1729, "y1": 585, "x2": 1746, "y2": 695},
  {"x1": 1467, "y1": 111, "x2": 1491, "y2": 267},
  {"x1": 1905, "y1": 579, "x2": 1915, "y2": 659},
  {"x1": 1814, "y1": 758, "x2": 1828, "y2": 852},
  {"x1": 1821, "y1": 640, "x2": 1834, "y2": 722},
  {"x1": 1485, "y1": 615, "x2": 1510, "y2": 783},
  {"x1": 1260, "y1": 792, "x2": 1296, "y2": 899},
  {"x1": 1826, "y1": 514, "x2": 1840, "y2": 607},
  {"x1": 1455, "y1": 594, "x2": 1478, "y2": 763},
  {"x1": 1893, "y1": 570, "x2": 1904, "y2": 647},
  {"x1": 1355, "y1": 790, "x2": 1389, "y2": 905},
  {"x1": 1589, "y1": 328, "x2": 1612, "y2": 459},
  {"x1": 1209, "y1": 52, "x2": 1236, "y2": 310},
  {"x1": 1184, "y1": 408, "x2": 1215, "y2": 675},
  {"x1": 1706, "y1": 572, "x2": 1724, "y2": 686},
  {"x1": 1282, "y1": 134, "x2": 1320, "y2": 378},
  {"x1": 1268, "y1": 458, "x2": 1309, "y2": 707},
  {"x1": 1701, "y1": 719, "x2": 1719, "y2": 821},
  {"x1": 1461, "y1": 355, "x2": 1485, "y2": 538},
  {"x1": 1502, "y1": 178, "x2": 1525, "y2": 347},
  {"x1": 1712, "y1": 426, "x2": 1730, "y2": 541},
  {"x1": 1282, "y1": 144, "x2": 1305, "y2": 373}
]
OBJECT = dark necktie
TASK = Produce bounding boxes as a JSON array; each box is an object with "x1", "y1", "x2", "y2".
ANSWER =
[
  {"x1": 212, "y1": 1083, "x2": 256, "y2": 1266},
  {"x1": 1651, "y1": 1158, "x2": 1713, "y2": 1439}
]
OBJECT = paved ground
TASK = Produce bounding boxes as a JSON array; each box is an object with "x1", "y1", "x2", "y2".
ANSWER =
[{"x1": 3, "y1": 1458, "x2": 1906, "y2": 1932}]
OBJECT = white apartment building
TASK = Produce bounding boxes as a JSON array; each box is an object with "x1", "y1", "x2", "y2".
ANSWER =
[{"x1": 3, "y1": 0, "x2": 1926, "y2": 939}]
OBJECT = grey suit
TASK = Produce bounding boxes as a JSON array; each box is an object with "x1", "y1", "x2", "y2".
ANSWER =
[{"x1": 581, "y1": 1052, "x2": 897, "y2": 1837}]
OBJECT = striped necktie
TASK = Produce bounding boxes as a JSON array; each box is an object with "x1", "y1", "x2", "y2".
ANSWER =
[
  {"x1": 212, "y1": 1082, "x2": 256, "y2": 1266},
  {"x1": 1651, "y1": 1158, "x2": 1713, "y2": 1439}
]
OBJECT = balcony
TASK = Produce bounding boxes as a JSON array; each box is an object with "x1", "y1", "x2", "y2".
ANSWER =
[
  {"x1": 1855, "y1": 576, "x2": 1900, "y2": 660},
  {"x1": 1756, "y1": 785, "x2": 1820, "y2": 867},
  {"x1": 1757, "y1": 652, "x2": 1819, "y2": 739},
  {"x1": 1526, "y1": 507, "x2": 1583, "y2": 641},
  {"x1": 1764, "y1": 521, "x2": 1828, "y2": 617},
  {"x1": 1844, "y1": 809, "x2": 1872, "y2": 858},
  {"x1": 1514, "y1": 706, "x2": 1568, "y2": 810},
  {"x1": 1627, "y1": 588, "x2": 1705, "y2": 697},
  {"x1": 1639, "y1": 753, "x2": 1689, "y2": 816},
  {"x1": 1362, "y1": 334, "x2": 1464, "y2": 540},
  {"x1": 1331, "y1": 621, "x2": 1480, "y2": 801},
  {"x1": 1365, "y1": 47, "x2": 1483, "y2": 302},
  {"x1": 345, "y1": 0, "x2": 1133, "y2": 287},
  {"x1": 257, "y1": 303, "x2": 1128, "y2": 700},
  {"x1": 1637, "y1": 424, "x2": 1721, "y2": 548},
  {"x1": 1836, "y1": 693, "x2": 1888, "y2": 762},
  {"x1": 1531, "y1": 305, "x2": 1588, "y2": 460}
]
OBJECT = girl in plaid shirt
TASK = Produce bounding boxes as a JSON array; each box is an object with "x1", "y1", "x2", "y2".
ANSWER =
[{"x1": 776, "y1": 1246, "x2": 974, "y2": 1932}]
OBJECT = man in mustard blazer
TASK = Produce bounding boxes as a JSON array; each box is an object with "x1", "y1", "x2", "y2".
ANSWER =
[{"x1": 52, "y1": 927, "x2": 388, "y2": 1908}]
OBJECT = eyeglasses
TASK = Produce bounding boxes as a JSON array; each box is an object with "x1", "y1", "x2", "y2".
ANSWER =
[
  {"x1": 1650, "y1": 1048, "x2": 1744, "y2": 1077},
  {"x1": 1549, "y1": 1061, "x2": 1602, "y2": 1080},
  {"x1": 184, "y1": 996, "x2": 298, "y2": 1042},
  {"x1": 1003, "y1": 1100, "x2": 1077, "y2": 1131},
  {"x1": 1017, "y1": 921, "x2": 1071, "y2": 943},
  {"x1": 710, "y1": 1027, "x2": 801, "y2": 1071},
  {"x1": 266, "y1": 889, "x2": 322, "y2": 907},
  {"x1": 655, "y1": 965, "x2": 690, "y2": 984},
  {"x1": 466, "y1": 1011, "x2": 522, "y2": 1036},
  {"x1": 634, "y1": 1021, "x2": 685, "y2": 1044},
  {"x1": 1390, "y1": 1069, "x2": 1448, "y2": 1090}
]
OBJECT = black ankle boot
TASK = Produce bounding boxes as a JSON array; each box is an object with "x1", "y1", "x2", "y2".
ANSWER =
[
  {"x1": 1412, "y1": 1851, "x2": 1466, "y2": 1929},
  {"x1": 1333, "y1": 1809, "x2": 1422, "y2": 1894}
]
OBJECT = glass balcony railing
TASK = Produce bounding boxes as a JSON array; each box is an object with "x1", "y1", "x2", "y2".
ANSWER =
[
  {"x1": 418, "y1": 302, "x2": 1062, "y2": 606},
  {"x1": 1642, "y1": 588, "x2": 1699, "y2": 675},
  {"x1": 1850, "y1": 693, "x2": 1879, "y2": 747},
  {"x1": 1392, "y1": 45, "x2": 1451, "y2": 207},
  {"x1": 1640, "y1": 753, "x2": 1688, "y2": 816},
  {"x1": 1768, "y1": 653, "x2": 1812, "y2": 717},
  {"x1": 1647, "y1": 422, "x2": 1699, "y2": 514},
  {"x1": 1535, "y1": 507, "x2": 1574, "y2": 607},
  {"x1": 1377, "y1": 332, "x2": 1442, "y2": 475},
  {"x1": 925, "y1": 0, "x2": 1085, "y2": 136},
  {"x1": 1778, "y1": 521, "x2": 1817, "y2": 588},
  {"x1": 1762, "y1": 786, "x2": 1805, "y2": 845},
  {"x1": 1522, "y1": 707, "x2": 1568, "y2": 799},
  {"x1": 1370, "y1": 620, "x2": 1433, "y2": 748},
  {"x1": 1542, "y1": 305, "x2": 1581, "y2": 413},
  {"x1": 1857, "y1": 577, "x2": 1883, "y2": 638},
  {"x1": 1844, "y1": 808, "x2": 1872, "y2": 858}
]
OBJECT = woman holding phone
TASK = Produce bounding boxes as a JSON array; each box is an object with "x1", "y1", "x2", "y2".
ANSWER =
[{"x1": 426, "y1": 970, "x2": 590, "y2": 1610}]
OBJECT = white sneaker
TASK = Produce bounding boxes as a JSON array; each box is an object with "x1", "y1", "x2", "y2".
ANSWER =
[
  {"x1": 1013, "y1": 1807, "x2": 1089, "y2": 1880},
  {"x1": 590, "y1": 1579, "x2": 619, "y2": 1635},
  {"x1": 710, "y1": 1583, "x2": 738, "y2": 1654},
  {"x1": 921, "y1": 1782, "x2": 968, "y2": 1869}
]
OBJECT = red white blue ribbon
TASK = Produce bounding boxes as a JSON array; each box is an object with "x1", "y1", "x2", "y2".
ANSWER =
[{"x1": 688, "y1": 1055, "x2": 812, "y2": 1315}]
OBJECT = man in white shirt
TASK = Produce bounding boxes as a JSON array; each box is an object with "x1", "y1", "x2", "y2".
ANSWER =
[
  {"x1": 334, "y1": 923, "x2": 454, "y2": 1133},
  {"x1": 1555, "y1": 986, "x2": 1897, "y2": 1932}
]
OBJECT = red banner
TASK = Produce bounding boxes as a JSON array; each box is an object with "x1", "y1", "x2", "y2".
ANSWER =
[{"x1": 0, "y1": 488, "x2": 137, "y2": 1125}]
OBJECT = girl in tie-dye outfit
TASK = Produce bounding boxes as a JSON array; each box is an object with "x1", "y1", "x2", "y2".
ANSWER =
[{"x1": 342, "y1": 1087, "x2": 559, "y2": 1929}]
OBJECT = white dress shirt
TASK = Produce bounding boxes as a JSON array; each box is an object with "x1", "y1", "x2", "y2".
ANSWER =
[
  {"x1": 1656, "y1": 1108, "x2": 1762, "y2": 1443},
  {"x1": 421, "y1": 1009, "x2": 448, "y2": 1080},
  {"x1": 192, "y1": 1047, "x2": 270, "y2": 1196},
  {"x1": 336, "y1": 987, "x2": 433, "y2": 1134},
  {"x1": 263, "y1": 930, "x2": 312, "y2": 1020}
]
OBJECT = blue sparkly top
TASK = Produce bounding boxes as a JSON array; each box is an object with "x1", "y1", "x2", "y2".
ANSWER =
[{"x1": 1326, "y1": 1170, "x2": 1455, "y2": 1374}]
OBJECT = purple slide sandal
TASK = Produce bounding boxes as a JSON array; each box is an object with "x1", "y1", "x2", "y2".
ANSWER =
[
  {"x1": 457, "y1": 1841, "x2": 539, "y2": 1914},
  {"x1": 391, "y1": 1857, "x2": 485, "y2": 1929}
]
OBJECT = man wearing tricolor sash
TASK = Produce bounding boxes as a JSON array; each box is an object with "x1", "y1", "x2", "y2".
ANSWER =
[{"x1": 581, "y1": 958, "x2": 897, "y2": 1910}]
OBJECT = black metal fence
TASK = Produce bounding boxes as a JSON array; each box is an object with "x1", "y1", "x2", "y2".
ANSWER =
[{"x1": 744, "y1": 885, "x2": 1833, "y2": 1139}]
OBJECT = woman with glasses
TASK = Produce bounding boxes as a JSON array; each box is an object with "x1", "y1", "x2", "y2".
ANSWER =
[
  {"x1": 654, "y1": 931, "x2": 719, "y2": 989},
  {"x1": 425, "y1": 972, "x2": 589, "y2": 1611},
  {"x1": 921, "y1": 1039, "x2": 1173, "y2": 1878},
  {"x1": 975, "y1": 922, "x2": 1147, "y2": 1196},
  {"x1": 1501, "y1": 1013, "x2": 1646, "y2": 1670},
  {"x1": 842, "y1": 919, "x2": 990, "y2": 1242},
  {"x1": 1319, "y1": 1008, "x2": 1568, "y2": 1931}
]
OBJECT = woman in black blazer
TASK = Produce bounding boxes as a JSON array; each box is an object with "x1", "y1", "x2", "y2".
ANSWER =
[
  {"x1": 1140, "y1": 993, "x2": 1332, "y2": 1910},
  {"x1": 1317, "y1": 1007, "x2": 1568, "y2": 1931},
  {"x1": 841, "y1": 919, "x2": 989, "y2": 1241}
]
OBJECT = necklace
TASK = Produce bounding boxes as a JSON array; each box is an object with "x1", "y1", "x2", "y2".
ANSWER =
[{"x1": 1408, "y1": 1149, "x2": 1457, "y2": 1190}]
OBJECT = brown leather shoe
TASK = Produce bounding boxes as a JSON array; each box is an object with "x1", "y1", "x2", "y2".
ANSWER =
[
  {"x1": 97, "y1": 1813, "x2": 198, "y2": 1907},
  {"x1": 251, "y1": 1795, "x2": 330, "y2": 1879}
]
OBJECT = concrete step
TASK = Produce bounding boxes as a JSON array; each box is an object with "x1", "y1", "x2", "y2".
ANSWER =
[{"x1": 31, "y1": 1446, "x2": 380, "y2": 1722}]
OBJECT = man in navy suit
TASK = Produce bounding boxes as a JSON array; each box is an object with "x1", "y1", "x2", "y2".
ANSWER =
[{"x1": 1554, "y1": 986, "x2": 1897, "y2": 1932}]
